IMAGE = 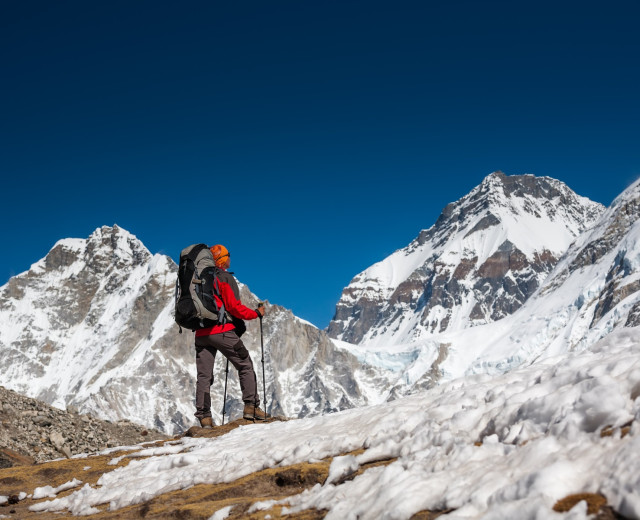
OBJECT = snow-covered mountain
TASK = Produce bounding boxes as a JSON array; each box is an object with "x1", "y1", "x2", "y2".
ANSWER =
[
  {"x1": 338, "y1": 174, "x2": 640, "y2": 402},
  {"x1": 328, "y1": 171, "x2": 604, "y2": 347},
  {"x1": 2, "y1": 171, "x2": 638, "y2": 439},
  {"x1": 0, "y1": 226, "x2": 367, "y2": 434}
]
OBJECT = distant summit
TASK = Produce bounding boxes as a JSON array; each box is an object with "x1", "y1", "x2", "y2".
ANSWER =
[{"x1": 327, "y1": 172, "x2": 604, "y2": 346}]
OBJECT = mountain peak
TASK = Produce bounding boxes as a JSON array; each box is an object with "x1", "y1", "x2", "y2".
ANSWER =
[
  {"x1": 430, "y1": 172, "x2": 602, "y2": 253},
  {"x1": 476, "y1": 171, "x2": 575, "y2": 202},
  {"x1": 85, "y1": 225, "x2": 152, "y2": 269},
  {"x1": 28, "y1": 225, "x2": 152, "y2": 278},
  {"x1": 481, "y1": 169, "x2": 507, "y2": 186},
  {"x1": 328, "y1": 172, "x2": 605, "y2": 345},
  {"x1": 87, "y1": 224, "x2": 142, "y2": 249}
]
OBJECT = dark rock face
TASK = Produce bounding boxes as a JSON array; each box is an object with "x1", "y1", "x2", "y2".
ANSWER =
[
  {"x1": 539, "y1": 184, "x2": 640, "y2": 335},
  {"x1": 464, "y1": 214, "x2": 500, "y2": 237},
  {"x1": 469, "y1": 241, "x2": 557, "y2": 323},
  {"x1": 625, "y1": 301, "x2": 640, "y2": 327},
  {"x1": 329, "y1": 288, "x2": 385, "y2": 345},
  {"x1": 328, "y1": 172, "x2": 605, "y2": 345},
  {"x1": 560, "y1": 193, "x2": 640, "y2": 330},
  {"x1": 571, "y1": 198, "x2": 640, "y2": 271}
]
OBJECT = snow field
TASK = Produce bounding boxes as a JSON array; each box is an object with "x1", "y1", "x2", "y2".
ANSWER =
[{"x1": 29, "y1": 327, "x2": 640, "y2": 519}]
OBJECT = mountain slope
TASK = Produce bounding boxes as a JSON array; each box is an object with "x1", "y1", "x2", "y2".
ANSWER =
[
  {"x1": 327, "y1": 172, "x2": 604, "y2": 347},
  {"x1": 0, "y1": 226, "x2": 367, "y2": 434},
  {"x1": 343, "y1": 177, "x2": 640, "y2": 400}
]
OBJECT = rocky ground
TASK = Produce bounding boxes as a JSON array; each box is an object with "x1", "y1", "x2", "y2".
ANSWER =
[{"x1": 0, "y1": 386, "x2": 168, "y2": 466}]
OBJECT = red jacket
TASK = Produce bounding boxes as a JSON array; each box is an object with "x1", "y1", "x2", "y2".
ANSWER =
[{"x1": 195, "y1": 269, "x2": 259, "y2": 336}]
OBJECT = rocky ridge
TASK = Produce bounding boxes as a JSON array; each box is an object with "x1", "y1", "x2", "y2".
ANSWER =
[{"x1": 0, "y1": 385, "x2": 167, "y2": 466}]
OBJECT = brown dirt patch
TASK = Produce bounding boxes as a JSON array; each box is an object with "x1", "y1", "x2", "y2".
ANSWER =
[
  {"x1": 554, "y1": 493, "x2": 607, "y2": 515},
  {"x1": 410, "y1": 511, "x2": 455, "y2": 519},
  {"x1": 552, "y1": 492, "x2": 630, "y2": 519},
  {"x1": 181, "y1": 416, "x2": 287, "y2": 440},
  {"x1": 0, "y1": 447, "x2": 35, "y2": 468},
  {"x1": 601, "y1": 420, "x2": 633, "y2": 439}
]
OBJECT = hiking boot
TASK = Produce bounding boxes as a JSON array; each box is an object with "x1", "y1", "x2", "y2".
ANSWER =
[
  {"x1": 243, "y1": 404, "x2": 269, "y2": 421},
  {"x1": 199, "y1": 416, "x2": 213, "y2": 428}
]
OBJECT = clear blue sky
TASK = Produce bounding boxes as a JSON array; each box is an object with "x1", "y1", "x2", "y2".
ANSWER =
[{"x1": 1, "y1": 1, "x2": 638, "y2": 329}]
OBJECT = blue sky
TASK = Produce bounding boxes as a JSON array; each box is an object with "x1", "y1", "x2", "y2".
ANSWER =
[{"x1": 1, "y1": 1, "x2": 638, "y2": 329}]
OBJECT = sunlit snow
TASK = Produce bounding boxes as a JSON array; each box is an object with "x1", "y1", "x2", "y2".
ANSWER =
[{"x1": 28, "y1": 328, "x2": 640, "y2": 519}]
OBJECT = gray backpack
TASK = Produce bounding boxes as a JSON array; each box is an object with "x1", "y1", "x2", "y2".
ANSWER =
[{"x1": 174, "y1": 244, "x2": 226, "y2": 332}]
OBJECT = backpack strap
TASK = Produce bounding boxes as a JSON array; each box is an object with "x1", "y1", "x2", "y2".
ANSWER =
[{"x1": 212, "y1": 268, "x2": 228, "y2": 325}]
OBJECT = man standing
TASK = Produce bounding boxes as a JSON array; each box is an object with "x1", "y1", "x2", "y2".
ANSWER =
[{"x1": 194, "y1": 244, "x2": 268, "y2": 427}]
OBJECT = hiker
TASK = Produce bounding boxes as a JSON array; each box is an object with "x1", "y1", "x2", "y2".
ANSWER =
[{"x1": 194, "y1": 244, "x2": 267, "y2": 427}]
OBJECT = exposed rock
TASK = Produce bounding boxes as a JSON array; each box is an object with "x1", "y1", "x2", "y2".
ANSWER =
[
  {"x1": 48, "y1": 431, "x2": 64, "y2": 450},
  {"x1": 625, "y1": 301, "x2": 640, "y2": 327},
  {"x1": 0, "y1": 385, "x2": 167, "y2": 465},
  {"x1": 32, "y1": 416, "x2": 52, "y2": 427}
]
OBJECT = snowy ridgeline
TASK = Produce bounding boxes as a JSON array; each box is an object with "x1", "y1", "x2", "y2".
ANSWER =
[{"x1": 24, "y1": 327, "x2": 640, "y2": 520}]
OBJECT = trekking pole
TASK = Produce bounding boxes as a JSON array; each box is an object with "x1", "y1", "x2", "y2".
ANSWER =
[
  {"x1": 258, "y1": 303, "x2": 267, "y2": 413},
  {"x1": 221, "y1": 359, "x2": 229, "y2": 425}
]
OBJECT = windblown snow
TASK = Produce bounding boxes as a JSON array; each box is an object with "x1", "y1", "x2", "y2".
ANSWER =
[{"x1": 26, "y1": 327, "x2": 640, "y2": 519}]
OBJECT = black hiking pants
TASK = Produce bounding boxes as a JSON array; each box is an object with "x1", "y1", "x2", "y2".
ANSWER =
[{"x1": 194, "y1": 331, "x2": 259, "y2": 420}]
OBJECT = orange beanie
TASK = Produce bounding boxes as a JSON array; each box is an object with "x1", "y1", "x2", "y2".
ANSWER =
[{"x1": 210, "y1": 245, "x2": 230, "y2": 268}]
